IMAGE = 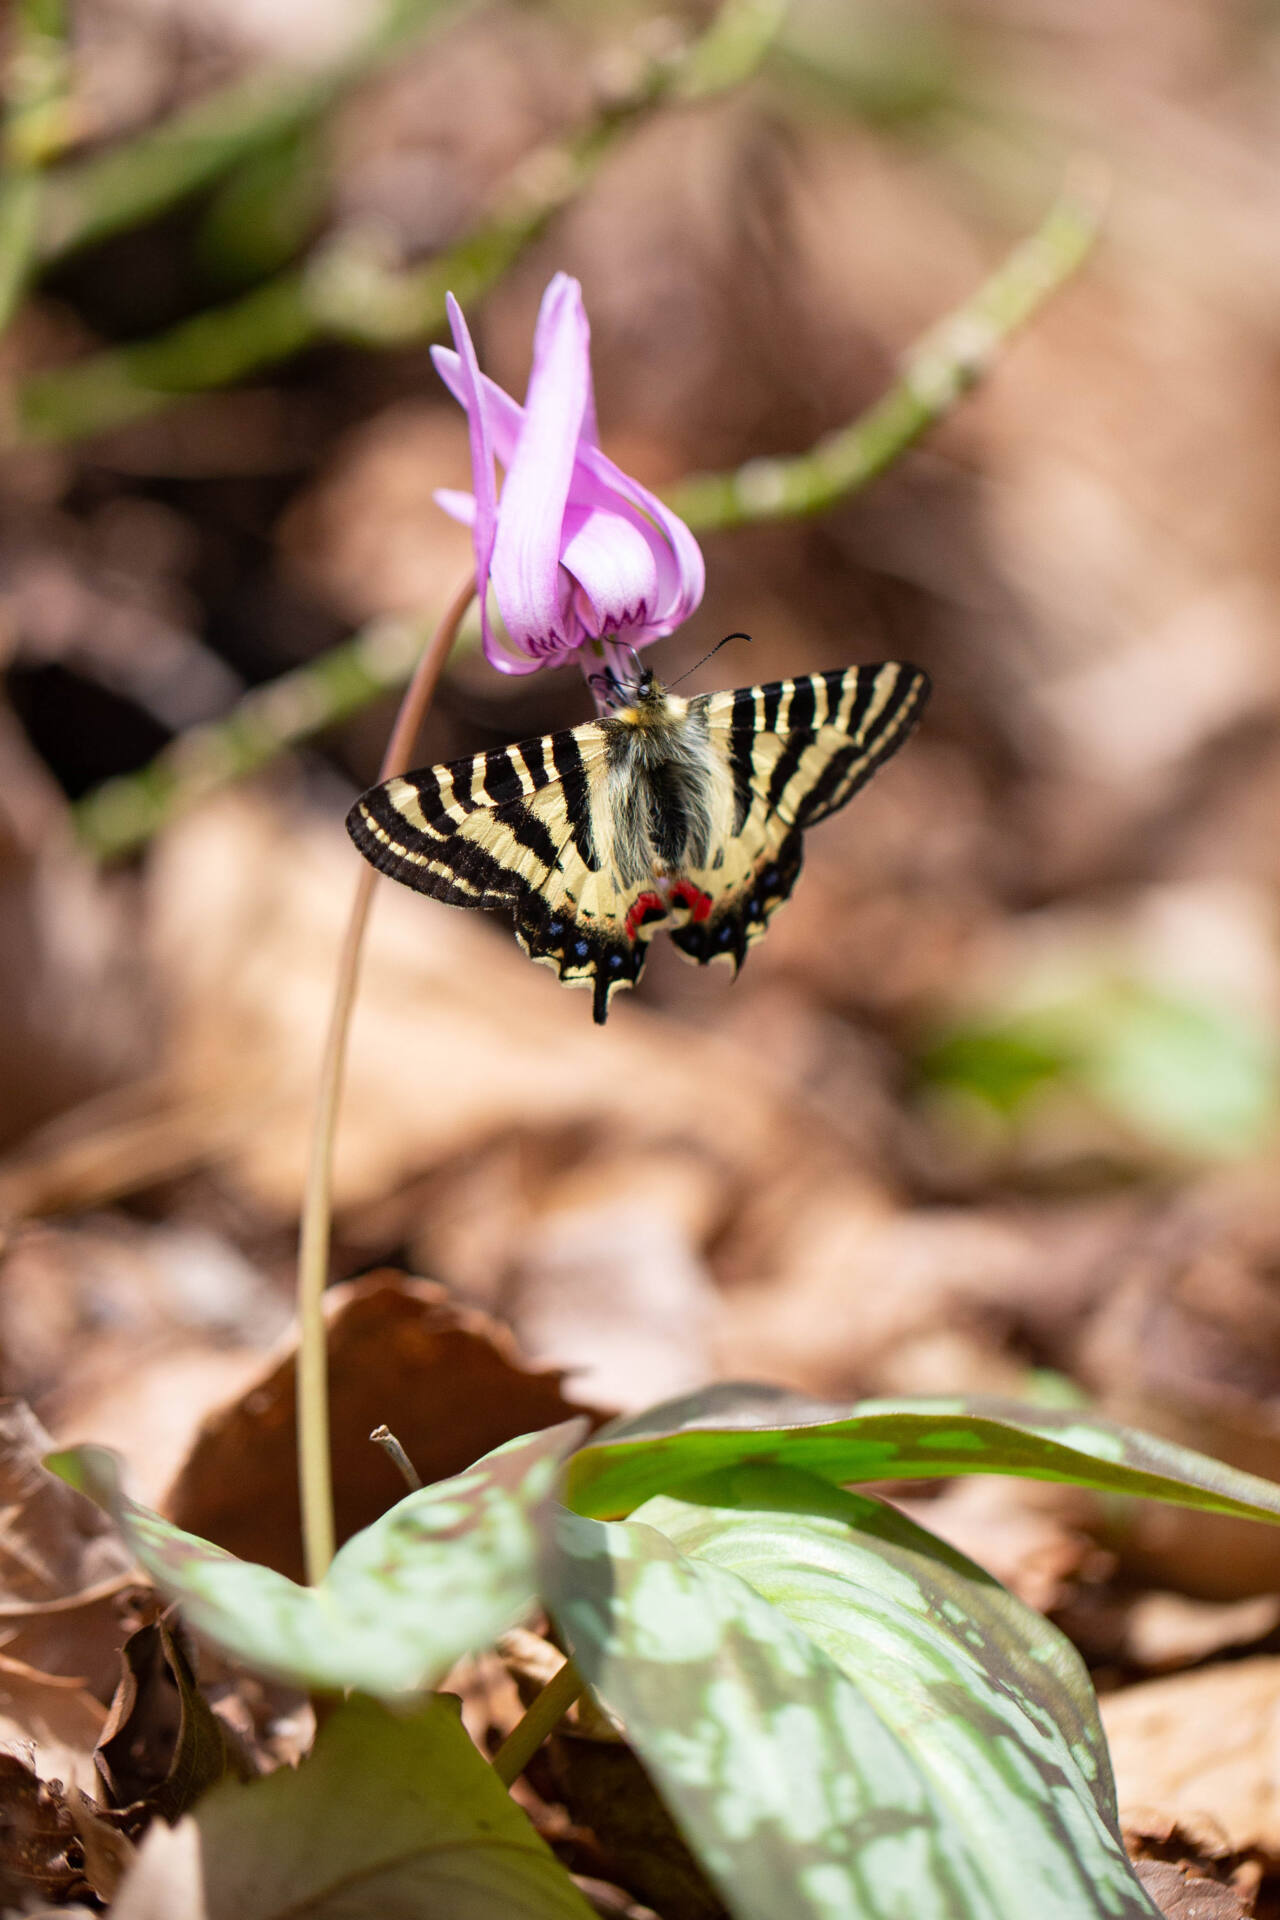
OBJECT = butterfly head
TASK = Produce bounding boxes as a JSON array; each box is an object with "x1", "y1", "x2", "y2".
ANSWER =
[{"x1": 588, "y1": 656, "x2": 667, "y2": 722}]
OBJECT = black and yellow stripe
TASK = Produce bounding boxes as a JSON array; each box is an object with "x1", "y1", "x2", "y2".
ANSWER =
[{"x1": 346, "y1": 659, "x2": 929, "y2": 1025}]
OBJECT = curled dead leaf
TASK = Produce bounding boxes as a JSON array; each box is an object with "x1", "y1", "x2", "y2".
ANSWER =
[{"x1": 164, "y1": 1272, "x2": 601, "y2": 1582}]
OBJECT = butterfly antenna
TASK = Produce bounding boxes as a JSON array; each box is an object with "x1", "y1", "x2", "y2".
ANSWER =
[
  {"x1": 587, "y1": 663, "x2": 629, "y2": 710},
  {"x1": 669, "y1": 631, "x2": 751, "y2": 689}
]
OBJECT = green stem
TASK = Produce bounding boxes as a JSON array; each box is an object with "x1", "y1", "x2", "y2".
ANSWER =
[
  {"x1": 71, "y1": 612, "x2": 439, "y2": 859},
  {"x1": 492, "y1": 1658, "x2": 586, "y2": 1789},
  {"x1": 68, "y1": 168, "x2": 1106, "y2": 864},
  {"x1": 0, "y1": 0, "x2": 68, "y2": 333},
  {"x1": 15, "y1": 0, "x2": 782, "y2": 447},
  {"x1": 34, "y1": 0, "x2": 463, "y2": 262},
  {"x1": 296, "y1": 576, "x2": 473, "y2": 1585},
  {"x1": 665, "y1": 161, "x2": 1109, "y2": 530}
]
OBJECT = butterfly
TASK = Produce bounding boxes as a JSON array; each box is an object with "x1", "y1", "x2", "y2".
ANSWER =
[{"x1": 347, "y1": 659, "x2": 930, "y2": 1024}]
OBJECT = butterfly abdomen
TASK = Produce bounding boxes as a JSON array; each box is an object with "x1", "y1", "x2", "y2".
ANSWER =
[{"x1": 601, "y1": 693, "x2": 726, "y2": 885}]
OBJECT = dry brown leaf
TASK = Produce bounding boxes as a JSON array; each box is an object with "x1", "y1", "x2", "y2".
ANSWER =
[
  {"x1": 1, "y1": 1217, "x2": 287, "y2": 1509},
  {"x1": 67, "y1": 1790, "x2": 138, "y2": 1903},
  {"x1": 716, "y1": 1193, "x2": 1117, "y2": 1397},
  {"x1": 0, "y1": 1751, "x2": 81, "y2": 1907},
  {"x1": 0, "y1": 1656, "x2": 105, "y2": 1799},
  {"x1": 1131, "y1": 1859, "x2": 1250, "y2": 1920},
  {"x1": 499, "y1": 1146, "x2": 725, "y2": 1412},
  {"x1": 1078, "y1": 1171, "x2": 1280, "y2": 1599},
  {"x1": 1102, "y1": 1656, "x2": 1280, "y2": 1854},
  {"x1": 96, "y1": 1622, "x2": 238, "y2": 1820},
  {"x1": 0, "y1": 1401, "x2": 137, "y2": 1700},
  {"x1": 1123, "y1": 1592, "x2": 1280, "y2": 1674},
  {"x1": 164, "y1": 1272, "x2": 600, "y2": 1581}
]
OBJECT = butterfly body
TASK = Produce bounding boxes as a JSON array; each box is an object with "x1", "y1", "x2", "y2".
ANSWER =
[{"x1": 348, "y1": 661, "x2": 929, "y2": 1024}]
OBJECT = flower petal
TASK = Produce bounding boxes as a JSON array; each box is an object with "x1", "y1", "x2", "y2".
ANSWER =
[
  {"x1": 433, "y1": 487, "x2": 476, "y2": 527},
  {"x1": 488, "y1": 275, "x2": 592, "y2": 655},
  {"x1": 434, "y1": 295, "x2": 502, "y2": 663},
  {"x1": 559, "y1": 503, "x2": 667, "y2": 640},
  {"x1": 576, "y1": 443, "x2": 706, "y2": 627},
  {"x1": 431, "y1": 349, "x2": 524, "y2": 470}
]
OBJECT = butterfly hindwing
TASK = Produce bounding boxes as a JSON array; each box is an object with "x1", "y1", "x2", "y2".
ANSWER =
[
  {"x1": 347, "y1": 659, "x2": 929, "y2": 1022},
  {"x1": 347, "y1": 724, "x2": 667, "y2": 1022},
  {"x1": 668, "y1": 661, "x2": 930, "y2": 971}
]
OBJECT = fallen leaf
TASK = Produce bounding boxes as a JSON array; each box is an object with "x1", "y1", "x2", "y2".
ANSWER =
[
  {"x1": 0, "y1": 1654, "x2": 105, "y2": 1798},
  {"x1": 1122, "y1": 1812, "x2": 1264, "y2": 1920},
  {"x1": 503, "y1": 1147, "x2": 722, "y2": 1412},
  {"x1": 68, "y1": 1790, "x2": 137, "y2": 1902},
  {"x1": 1079, "y1": 1170, "x2": 1280, "y2": 1598},
  {"x1": 1131, "y1": 1859, "x2": 1249, "y2": 1919},
  {"x1": 1123, "y1": 1591, "x2": 1280, "y2": 1673},
  {"x1": 1103, "y1": 1655, "x2": 1280, "y2": 1852},
  {"x1": 0, "y1": 1752, "x2": 80, "y2": 1908},
  {"x1": 96, "y1": 1621, "x2": 236, "y2": 1819},
  {"x1": 0, "y1": 1399, "x2": 137, "y2": 1698},
  {"x1": 164, "y1": 1273, "x2": 599, "y2": 1581}
]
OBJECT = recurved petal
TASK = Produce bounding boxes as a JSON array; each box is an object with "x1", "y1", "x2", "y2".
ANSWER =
[
  {"x1": 431, "y1": 349, "x2": 523, "y2": 471},
  {"x1": 433, "y1": 486, "x2": 476, "y2": 526},
  {"x1": 576, "y1": 443, "x2": 706, "y2": 625},
  {"x1": 433, "y1": 296, "x2": 502, "y2": 660},
  {"x1": 559, "y1": 502, "x2": 672, "y2": 640}
]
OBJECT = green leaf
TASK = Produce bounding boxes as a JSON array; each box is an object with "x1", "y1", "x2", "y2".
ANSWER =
[
  {"x1": 49, "y1": 1421, "x2": 584, "y2": 1698},
  {"x1": 916, "y1": 980, "x2": 1279, "y2": 1159},
  {"x1": 564, "y1": 1384, "x2": 1280, "y2": 1525},
  {"x1": 543, "y1": 1484, "x2": 1158, "y2": 1920},
  {"x1": 112, "y1": 1692, "x2": 595, "y2": 1919}
]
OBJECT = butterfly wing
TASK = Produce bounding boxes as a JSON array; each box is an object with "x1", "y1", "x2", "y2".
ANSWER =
[
  {"x1": 347, "y1": 723, "x2": 666, "y2": 1023},
  {"x1": 669, "y1": 662, "x2": 930, "y2": 970}
]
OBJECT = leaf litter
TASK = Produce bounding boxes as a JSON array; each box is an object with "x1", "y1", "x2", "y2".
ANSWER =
[{"x1": 11, "y1": 0, "x2": 1280, "y2": 1913}]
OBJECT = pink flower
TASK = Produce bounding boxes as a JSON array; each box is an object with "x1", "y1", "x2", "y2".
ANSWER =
[{"x1": 431, "y1": 273, "x2": 705, "y2": 677}]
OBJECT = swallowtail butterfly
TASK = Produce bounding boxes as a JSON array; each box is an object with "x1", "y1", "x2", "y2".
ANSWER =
[{"x1": 347, "y1": 660, "x2": 929, "y2": 1024}]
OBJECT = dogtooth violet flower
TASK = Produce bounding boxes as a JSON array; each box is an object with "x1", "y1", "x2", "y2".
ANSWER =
[{"x1": 431, "y1": 273, "x2": 705, "y2": 680}]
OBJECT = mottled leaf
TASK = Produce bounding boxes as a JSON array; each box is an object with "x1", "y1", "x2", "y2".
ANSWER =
[
  {"x1": 565, "y1": 1386, "x2": 1280, "y2": 1525},
  {"x1": 112, "y1": 1693, "x2": 594, "y2": 1919},
  {"x1": 48, "y1": 1421, "x2": 584, "y2": 1698},
  {"x1": 544, "y1": 1473, "x2": 1160, "y2": 1920}
]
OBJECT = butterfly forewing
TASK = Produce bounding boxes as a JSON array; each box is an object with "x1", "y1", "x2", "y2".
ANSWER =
[{"x1": 347, "y1": 659, "x2": 929, "y2": 1023}]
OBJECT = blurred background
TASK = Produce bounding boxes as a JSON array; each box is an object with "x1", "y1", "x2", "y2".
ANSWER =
[{"x1": 6, "y1": 0, "x2": 1280, "y2": 1717}]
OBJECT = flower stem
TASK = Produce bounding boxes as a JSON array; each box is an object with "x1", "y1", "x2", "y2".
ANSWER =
[
  {"x1": 296, "y1": 574, "x2": 474, "y2": 1586},
  {"x1": 491, "y1": 1657, "x2": 586, "y2": 1789}
]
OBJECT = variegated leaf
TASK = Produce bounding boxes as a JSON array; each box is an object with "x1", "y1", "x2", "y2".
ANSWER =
[
  {"x1": 113, "y1": 1693, "x2": 595, "y2": 1919},
  {"x1": 544, "y1": 1468, "x2": 1160, "y2": 1920},
  {"x1": 565, "y1": 1383, "x2": 1280, "y2": 1526},
  {"x1": 49, "y1": 1421, "x2": 583, "y2": 1698}
]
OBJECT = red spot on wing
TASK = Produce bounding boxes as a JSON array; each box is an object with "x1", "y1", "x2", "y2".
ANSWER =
[
  {"x1": 671, "y1": 880, "x2": 713, "y2": 922},
  {"x1": 625, "y1": 891, "x2": 667, "y2": 942}
]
